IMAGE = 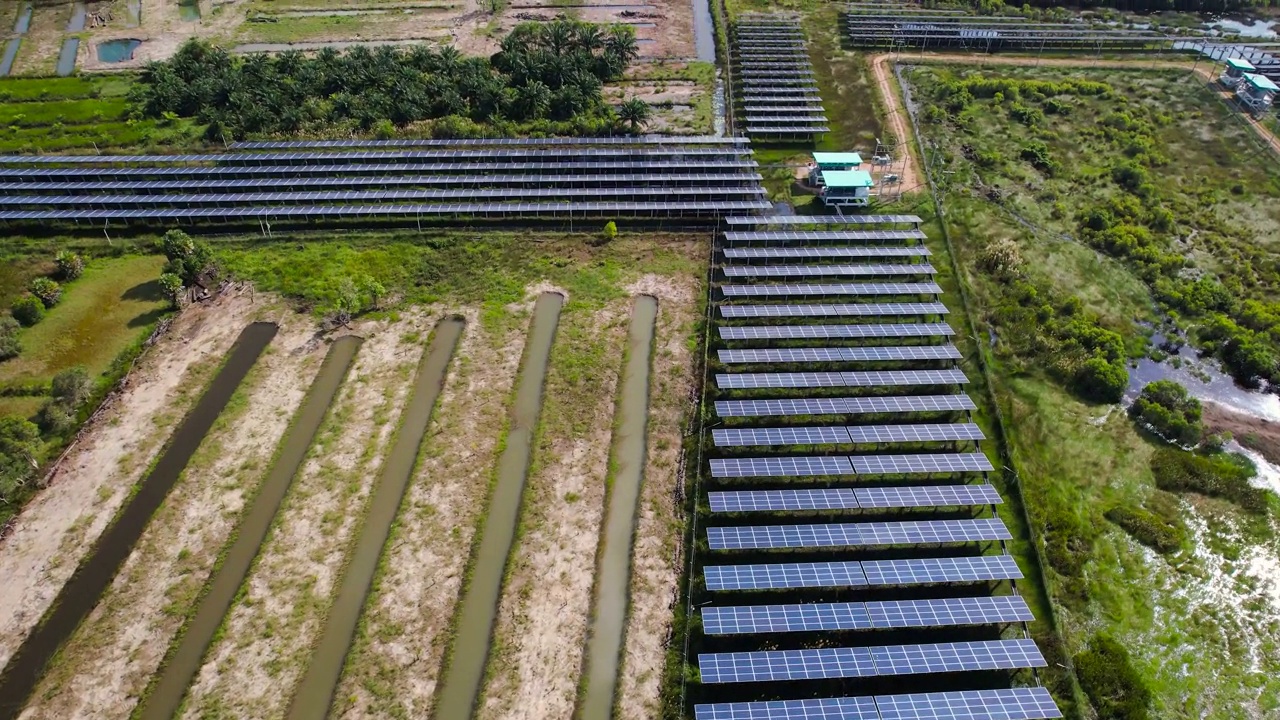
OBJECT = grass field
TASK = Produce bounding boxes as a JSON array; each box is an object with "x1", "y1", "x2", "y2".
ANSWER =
[
  {"x1": 905, "y1": 63, "x2": 1280, "y2": 718},
  {"x1": 0, "y1": 254, "x2": 169, "y2": 387}
]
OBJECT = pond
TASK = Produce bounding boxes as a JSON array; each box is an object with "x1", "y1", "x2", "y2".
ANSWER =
[
  {"x1": 97, "y1": 39, "x2": 142, "y2": 63},
  {"x1": 1124, "y1": 331, "x2": 1280, "y2": 422},
  {"x1": 178, "y1": 0, "x2": 200, "y2": 22},
  {"x1": 1207, "y1": 17, "x2": 1278, "y2": 38}
]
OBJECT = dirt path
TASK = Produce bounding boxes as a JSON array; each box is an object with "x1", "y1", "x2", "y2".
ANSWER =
[
  {"x1": 329, "y1": 307, "x2": 528, "y2": 720},
  {"x1": 21, "y1": 303, "x2": 323, "y2": 720},
  {"x1": 615, "y1": 271, "x2": 701, "y2": 720},
  {"x1": 0, "y1": 289, "x2": 276, "y2": 674},
  {"x1": 868, "y1": 51, "x2": 1280, "y2": 195},
  {"x1": 477, "y1": 295, "x2": 625, "y2": 720},
  {"x1": 179, "y1": 312, "x2": 433, "y2": 720}
]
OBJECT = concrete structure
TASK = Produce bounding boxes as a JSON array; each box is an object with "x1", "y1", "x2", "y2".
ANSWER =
[
  {"x1": 1238, "y1": 72, "x2": 1278, "y2": 114},
  {"x1": 819, "y1": 169, "x2": 874, "y2": 207},
  {"x1": 809, "y1": 152, "x2": 863, "y2": 186},
  {"x1": 1220, "y1": 57, "x2": 1256, "y2": 88}
]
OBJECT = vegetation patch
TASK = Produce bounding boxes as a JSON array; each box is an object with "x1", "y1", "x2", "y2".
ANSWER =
[
  {"x1": 1104, "y1": 505, "x2": 1184, "y2": 554},
  {"x1": 1150, "y1": 447, "x2": 1270, "y2": 514},
  {"x1": 1074, "y1": 633, "x2": 1153, "y2": 720},
  {"x1": 1128, "y1": 379, "x2": 1202, "y2": 446}
]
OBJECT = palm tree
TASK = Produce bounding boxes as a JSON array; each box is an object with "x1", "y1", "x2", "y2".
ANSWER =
[
  {"x1": 617, "y1": 98, "x2": 651, "y2": 133},
  {"x1": 604, "y1": 26, "x2": 639, "y2": 64}
]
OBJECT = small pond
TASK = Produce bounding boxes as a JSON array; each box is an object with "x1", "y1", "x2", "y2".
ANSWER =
[
  {"x1": 179, "y1": 0, "x2": 200, "y2": 22},
  {"x1": 98, "y1": 39, "x2": 142, "y2": 63},
  {"x1": 1207, "y1": 17, "x2": 1278, "y2": 38},
  {"x1": 1124, "y1": 332, "x2": 1280, "y2": 422}
]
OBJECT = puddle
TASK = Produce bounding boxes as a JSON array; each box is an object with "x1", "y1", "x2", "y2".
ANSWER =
[
  {"x1": 1123, "y1": 332, "x2": 1280, "y2": 422},
  {"x1": 97, "y1": 38, "x2": 142, "y2": 63},
  {"x1": 178, "y1": 0, "x2": 200, "y2": 22},
  {"x1": 55, "y1": 38, "x2": 78, "y2": 77},
  {"x1": 138, "y1": 337, "x2": 362, "y2": 720},
  {"x1": 0, "y1": 323, "x2": 277, "y2": 718},
  {"x1": 287, "y1": 321, "x2": 462, "y2": 720},
  {"x1": 579, "y1": 296, "x2": 657, "y2": 720},
  {"x1": 434, "y1": 293, "x2": 564, "y2": 720}
]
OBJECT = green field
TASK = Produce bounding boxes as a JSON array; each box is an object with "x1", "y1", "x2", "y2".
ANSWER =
[{"x1": 906, "y1": 63, "x2": 1280, "y2": 718}]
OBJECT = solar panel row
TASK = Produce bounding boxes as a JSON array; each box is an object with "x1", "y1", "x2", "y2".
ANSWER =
[
  {"x1": 230, "y1": 135, "x2": 748, "y2": 149},
  {"x1": 720, "y1": 283, "x2": 943, "y2": 298},
  {"x1": 707, "y1": 483, "x2": 1000, "y2": 512},
  {"x1": 0, "y1": 147, "x2": 754, "y2": 164},
  {"x1": 707, "y1": 518, "x2": 1011, "y2": 551},
  {"x1": 717, "y1": 345, "x2": 960, "y2": 364},
  {"x1": 703, "y1": 554, "x2": 1023, "y2": 591},
  {"x1": 693, "y1": 687, "x2": 1062, "y2": 720},
  {"x1": 713, "y1": 394, "x2": 976, "y2": 417},
  {"x1": 718, "y1": 323, "x2": 954, "y2": 341},
  {"x1": 3, "y1": 187, "x2": 767, "y2": 206},
  {"x1": 724, "y1": 215, "x2": 924, "y2": 226},
  {"x1": 1, "y1": 173, "x2": 765, "y2": 192},
  {"x1": 701, "y1": 595, "x2": 1033, "y2": 634},
  {"x1": 719, "y1": 303, "x2": 948, "y2": 318},
  {"x1": 711, "y1": 422, "x2": 984, "y2": 447},
  {"x1": 722, "y1": 247, "x2": 930, "y2": 259},
  {"x1": 721, "y1": 263, "x2": 936, "y2": 278},
  {"x1": 0, "y1": 159, "x2": 760, "y2": 178},
  {"x1": 715, "y1": 368, "x2": 967, "y2": 390},
  {"x1": 722, "y1": 230, "x2": 926, "y2": 241}
]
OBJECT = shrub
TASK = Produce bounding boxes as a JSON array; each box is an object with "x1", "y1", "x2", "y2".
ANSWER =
[
  {"x1": 1129, "y1": 379, "x2": 1202, "y2": 446},
  {"x1": 0, "y1": 317, "x2": 19, "y2": 361},
  {"x1": 50, "y1": 367, "x2": 92, "y2": 410},
  {"x1": 158, "y1": 273, "x2": 184, "y2": 309},
  {"x1": 54, "y1": 250, "x2": 84, "y2": 281},
  {"x1": 161, "y1": 229, "x2": 217, "y2": 286},
  {"x1": 11, "y1": 295, "x2": 45, "y2": 327},
  {"x1": 29, "y1": 277, "x2": 62, "y2": 308},
  {"x1": 978, "y1": 238, "x2": 1024, "y2": 279},
  {"x1": 0, "y1": 416, "x2": 43, "y2": 503},
  {"x1": 1150, "y1": 448, "x2": 1269, "y2": 513},
  {"x1": 1075, "y1": 634, "x2": 1152, "y2": 720},
  {"x1": 602, "y1": 220, "x2": 618, "y2": 243},
  {"x1": 1105, "y1": 505, "x2": 1184, "y2": 554},
  {"x1": 35, "y1": 402, "x2": 74, "y2": 434},
  {"x1": 1073, "y1": 356, "x2": 1127, "y2": 403}
]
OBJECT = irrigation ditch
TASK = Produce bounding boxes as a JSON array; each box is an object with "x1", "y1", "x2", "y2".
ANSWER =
[
  {"x1": 579, "y1": 295, "x2": 659, "y2": 720},
  {"x1": 0, "y1": 322, "x2": 278, "y2": 720},
  {"x1": 287, "y1": 319, "x2": 464, "y2": 720},
  {"x1": 137, "y1": 335, "x2": 363, "y2": 720},
  {"x1": 432, "y1": 292, "x2": 564, "y2": 720}
]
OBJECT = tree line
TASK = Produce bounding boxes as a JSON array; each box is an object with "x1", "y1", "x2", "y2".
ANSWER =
[{"x1": 128, "y1": 18, "x2": 652, "y2": 140}]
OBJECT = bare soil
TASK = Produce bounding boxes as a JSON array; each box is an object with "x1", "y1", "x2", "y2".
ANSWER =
[
  {"x1": 20, "y1": 301, "x2": 324, "y2": 720},
  {"x1": 179, "y1": 311, "x2": 433, "y2": 720},
  {"x1": 1203, "y1": 401, "x2": 1280, "y2": 466},
  {"x1": 478, "y1": 296, "x2": 627, "y2": 720},
  {"x1": 615, "y1": 270, "x2": 701, "y2": 720},
  {"x1": 329, "y1": 306, "x2": 528, "y2": 719},
  {"x1": 0, "y1": 288, "x2": 281, "y2": 673}
]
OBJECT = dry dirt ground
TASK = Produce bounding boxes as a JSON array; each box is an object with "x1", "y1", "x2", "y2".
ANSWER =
[
  {"x1": 1204, "y1": 401, "x2": 1280, "y2": 466},
  {"x1": 0, "y1": 288, "x2": 283, "y2": 674},
  {"x1": 179, "y1": 310, "x2": 433, "y2": 719},
  {"x1": 329, "y1": 305, "x2": 529, "y2": 720},
  {"x1": 20, "y1": 300, "x2": 325, "y2": 720}
]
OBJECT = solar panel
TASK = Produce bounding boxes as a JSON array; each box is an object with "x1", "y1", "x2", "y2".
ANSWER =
[
  {"x1": 713, "y1": 426, "x2": 852, "y2": 447},
  {"x1": 715, "y1": 369, "x2": 968, "y2": 390},
  {"x1": 723, "y1": 230, "x2": 926, "y2": 241},
  {"x1": 853, "y1": 483, "x2": 1002, "y2": 508},
  {"x1": 697, "y1": 638, "x2": 1044, "y2": 683},
  {"x1": 860, "y1": 555, "x2": 1023, "y2": 586},
  {"x1": 230, "y1": 135, "x2": 746, "y2": 149},
  {"x1": 718, "y1": 323, "x2": 953, "y2": 340},
  {"x1": 845, "y1": 423, "x2": 985, "y2": 444},
  {"x1": 0, "y1": 159, "x2": 759, "y2": 178},
  {"x1": 710, "y1": 456, "x2": 854, "y2": 478},
  {"x1": 711, "y1": 422, "x2": 980, "y2": 447},
  {"x1": 701, "y1": 595, "x2": 1033, "y2": 635},
  {"x1": 703, "y1": 554, "x2": 1021, "y2": 591},
  {"x1": 722, "y1": 264, "x2": 935, "y2": 278},
  {"x1": 848, "y1": 453, "x2": 994, "y2": 475},
  {"x1": 720, "y1": 283, "x2": 942, "y2": 297},
  {"x1": 719, "y1": 303, "x2": 948, "y2": 319},
  {"x1": 0, "y1": 147, "x2": 749, "y2": 164},
  {"x1": 717, "y1": 346, "x2": 960, "y2": 365},
  {"x1": 694, "y1": 696, "x2": 879, "y2": 720},
  {"x1": 723, "y1": 247, "x2": 930, "y2": 259},
  {"x1": 725, "y1": 215, "x2": 924, "y2": 226},
  {"x1": 708, "y1": 484, "x2": 1000, "y2": 512},
  {"x1": 706, "y1": 518, "x2": 1011, "y2": 549},
  {"x1": 875, "y1": 688, "x2": 1062, "y2": 720},
  {"x1": 714, "y1": 395, "x2": 976, "y2": 418}
]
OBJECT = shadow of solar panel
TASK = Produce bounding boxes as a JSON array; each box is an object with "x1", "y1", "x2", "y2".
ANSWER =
[
  {"x1": 875, "y1": 687, "x2": 1062, "y2": 720},
  {"x1": 718, "y1": 303, "x2": 948, "y2": 319},
  {"x1": 849, "y1": 453, "x2": 994, "y2": 475},
  {"x1": 718, "y1": 323, "x2": 954, "y2": 341},
  {"x1": 713, "y1": 394, "x2": 976, "y2": 418},
  {"x1": 694, "y1": 696, "x2": 879, "y2": 720},
  {"x1": 860, "y1": 555, "x2": 1023, "y2": 587},
  {"x1": 720, "y1": 283, "x2": 942, "y2": 297},
  {"x1": 704, "y1": 560, "x2": 868, "y2": 591},
  {"x1": 706, "y1": 518, "x2": 1011, "y2": 550},
  {"x1": 710, "y1": 456, "x2": 854, "y2": 478},
  {"x1": 869, "y1": 638, "x2": 1046, "y2": 676},
  {"x1": 722, "y1": 264, "x2": 936, "y2": 278}
]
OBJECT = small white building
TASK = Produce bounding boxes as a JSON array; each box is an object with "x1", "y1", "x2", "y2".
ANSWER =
[
  {"x1": 1220, "y1": 58, "x2": 1256, "y2": 88},
  {"x1": 819, "y1": 170, "x2": 874, "y2": 208},
  {"x1": 1237, "y1": 72, "x2": 1279, "y2": 114},
  {"x1": 808, "y1": 152, "x2": 863, "y2": 187}
]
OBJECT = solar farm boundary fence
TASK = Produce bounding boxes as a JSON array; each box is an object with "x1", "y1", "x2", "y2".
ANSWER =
[{"x1": 896, "y1": 57, "x2": 1087, "y2": 714}]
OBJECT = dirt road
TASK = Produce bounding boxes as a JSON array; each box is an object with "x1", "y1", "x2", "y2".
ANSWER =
[{"x1": 867, "y1": 51, "x2": 1280, "y2": 197}]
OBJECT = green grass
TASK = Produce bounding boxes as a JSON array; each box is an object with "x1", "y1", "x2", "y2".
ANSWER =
[
  {"x1": 0, "y1": 255, "x2": 169, "y2": 387},
  {"x1": 236, "y1": 14, "x2": 378, "y2": 43},
  {"x1": 0, "y1": 76, "x2": 131, "y2": 103},
  {"x1": 0, "y1": 97, "x2": 129, "y2": 127}
]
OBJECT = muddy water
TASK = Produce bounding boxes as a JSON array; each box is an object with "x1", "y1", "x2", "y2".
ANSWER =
[
  {"x1": 137, "y1": 336, "x2": 362, "y2": 720},
  {"x1": 690, "y1": 0, "x2": 714, "y2": 62},
  {"x1": 14, "y1": 2, "x2": 31, "y2": 33},
  {"x1": 579, "y1": 296, "x2": 657, "y2": 720},
  {"x1": 0, "y1": 40, "x2": 19, "y2": 77},
  {"x1": 433, "y1": 293, "x2": 564, "y2": 720},
  {"x1": 0, "y1": 322, "x2": 277, "y2": 720},
  {"x1": 54, "y1": 38, "x2": 77, "y2": 77},
  {"x1": 286, "y1": 320, "x2": 463, "y2": 720}
]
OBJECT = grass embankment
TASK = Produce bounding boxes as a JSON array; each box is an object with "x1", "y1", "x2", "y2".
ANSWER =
[
  {"x1": 7, "y1": 1, "x2": 66, "y2": 77},
  {"x1": 0, "y1": 75, "x2": 202, "y2": 153},
  {"x1": 906, "y1": 63, "x2": 1280, "y2": 718}
]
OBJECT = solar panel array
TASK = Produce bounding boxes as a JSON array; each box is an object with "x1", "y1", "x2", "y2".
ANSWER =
[
  {"x1": 734, "y1": 14, "x2": 828, "y2": 140},
  {"x1": 693, "y1": 216, "x2": 1057, "y2": 718},
  {"x1": 0, "y1": 137, "x2": 769, "y2": 223}
]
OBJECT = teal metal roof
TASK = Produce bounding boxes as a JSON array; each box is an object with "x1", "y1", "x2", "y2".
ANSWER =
[
  {"x1": 1245, "y1": 73, "x2": 1280, "y2": 92},
  {"x1": 823, "y1": 170, "x2": 874, "y2": 188},
  {"x1": 813, "y1": 152, "x2": 863, "y2": 166},
  {"x1": 1227, "y1": 57, "x2": 1256, "y2": 71}
]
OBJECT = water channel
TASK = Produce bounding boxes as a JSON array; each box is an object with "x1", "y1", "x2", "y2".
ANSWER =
[
  {"x1": 286, "y1": 320, "x2": 463, "y2": 720},
  {"x1": 137, "y1": 336, "x2": 362, "y2": 720},
  {"x1": 690, "y1": 0, "x2": 715, "y2": 62},
  {"x1": 14, "y1": 2, "x2": 32, "y2": 34},
  {"x1": 54, "y1": 39, "x2": 78, "y2": 77},
  {"x1": 0, "y1": 322, "x2": 278, "y2": 720},
  {"x1": 432, "y1": 292, "x2": 564, "y2": 720},
  {"x1": 97, "y1": 39, "x2": 141, "y2": 63},
  {"x1": 579, "y1": 296, "x2": 657, "y2": 720}
]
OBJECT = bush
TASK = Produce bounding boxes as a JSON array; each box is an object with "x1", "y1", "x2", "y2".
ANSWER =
[
  {"x1": 35, "y1": 402, "x2": 74, "y2": 434},
  {"x1": 0, "y1": 415, "x2": 42, "y2": 503},
  {"x1": 161, "y1": 229, "x2": 217, "y2": 286},
  {"x1": 158, "y1": 273, "x2": 184, "y2": 309},
  {"x1": 978, "y1": 238, "x2": 1024, "y2": 279},
  {"x1": 1129, "y1": 379, "x2": 1202, "y2": 446},
  {"x1": 50, "y1": 367, "x2": 91, "y2": 410},
  {"x1": 1150, "y1": 448, "x2": 1269, "y2": 513},
  {"x1": 1105, "y1": 505, "x2": 1184, "y2": 554},
  {"x1": 1075, "y1": 634, "x2": 1152, "y2": 720},
  {"x1": 601, "y1": 220, "x2": 618, "y2": 244},
  {"x1": 28, "y1": 277, "x2": 61, "y2": 308},
  {"x1": 54, "y1": 250, "x2": 84, "y2": 281},
  {"x1": 1073, "y1": 356, "x2": 1127, "y2": 403},
  {"x1": 11, "y1": 295, "x2": 45, "y2": 327},
  {"x1": 0, "y1": 317, "x2": 19, "y2": 361}
]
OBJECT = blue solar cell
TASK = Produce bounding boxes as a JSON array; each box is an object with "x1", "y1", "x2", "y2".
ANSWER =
[
  {"x1": 706, "y1": 518, "x2": 1011, "y2": 550},
  {"x1": 703, "y1": 554, "x2": 1022, "y2": 591},
  {"x1": 875, "y1": 687, "x2": 1062, "y2": 720},
  {"x1": 694, "y1": 696, "x2": 879, "y2": 720},
  {"x1": 701, "y1": 595, "x2": 1033, "y2": 635}
]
